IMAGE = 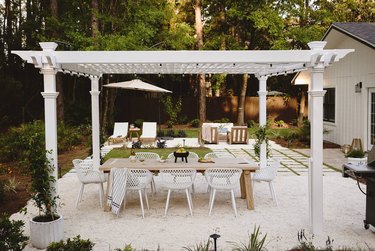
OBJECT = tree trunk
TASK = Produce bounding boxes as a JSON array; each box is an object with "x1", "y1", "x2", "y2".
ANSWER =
[
  {"x1": 91, "y1": 0, "x2": 99, "y2": 38},
  {"x1": 237, "y1": 74, "x2": 248, "y2": 125},
  {"x1": 49, "y1": 0, "x2": 64, "y2": 121},
  {"x1": 194, "y1": 0, "x2": 205, "y2": 124},
  {"x1": 298, "y1": 89, "x2": 306, "y2": 126}
]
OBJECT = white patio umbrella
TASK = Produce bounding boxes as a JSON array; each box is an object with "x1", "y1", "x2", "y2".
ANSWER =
[
  {"x1": 104, "y1": 79, "x2": 172, "y2": 93},
  {"x1": 104, "y1": 79, "x2": 172, "y2": 131}
]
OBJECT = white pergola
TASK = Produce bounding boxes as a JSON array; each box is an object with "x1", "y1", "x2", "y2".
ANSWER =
[{"x1": 12, "y1": 42, "x2": 353, "y2": 234}]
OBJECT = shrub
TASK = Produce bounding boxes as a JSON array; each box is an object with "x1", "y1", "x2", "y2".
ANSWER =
[
  {"x1": 346, "y1": 149, "x2": 365, "y2": 158},
  {"x1": 157, "y1": 130, "x2": 165, "y2": 137},
  {"x1": 299, "y1": 119, "x2": 310, "y2": 142},
  {"x1": 275, "y1": 120, "x2": 285, "y2": 128},
  {"x1": 47, "y1": 235, "x2": 94, "y2": 251},
  {"x1": 134, "y1": 119, "x2": 144, "y2": 129},
  {"x1": 157, "y1": 139, "x2": 167, "y2": 148},
  {"x1": 161, "y1": 96, "x2": 182, "y2": 124},
  {"x1": 0, "y1": 214, "x2": 29, "y2": 251},
  {"x1": 183, "y1": 239, "x2": 212, "y2": 251},
  {"x1": 166, "y1": 120, "x2": 174, "y2": 128},
  {"x1": 57, "y1": 122, "x2": 82, "y2": 153},
  {"x1": 178, "y1": 115, "x2": 189, "y2": 124},
  {"x1": 247, "y1": 120, "x2": 257, "y2": 128},
  {"x1": 213, "y1": 117, "x2": 230, "y2": 123},
  {"x1": 178, "y1": 130, "x2": 187, "y2": 138},
  {"x1": 114, "y1": 244, "x2": 137, "y2": 251},
  {"x1": 229, "y1": 225, "x2": 267, "y2": 251},
  {"x1": 132, "y1": 141, "x2": 142, "y2": 149},
  {"x1": 190, "y1": 119, "x2": 200, "y2": 128},
  {"x1": 166, "y1": 130, "x2": 175, "y2": 138}
]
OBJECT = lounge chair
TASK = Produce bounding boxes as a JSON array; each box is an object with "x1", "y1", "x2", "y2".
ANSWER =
[
  {"x1": 108, "y1": 122, "x2": 129, "y2": 145},
  {"x1": 140, "y1": 122, "x2": 157, "y2": 143}
]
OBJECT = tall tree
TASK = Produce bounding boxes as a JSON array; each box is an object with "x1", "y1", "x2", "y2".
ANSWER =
[{"x1": 194, "y1": 0, "x2": 206, "y2": 123}]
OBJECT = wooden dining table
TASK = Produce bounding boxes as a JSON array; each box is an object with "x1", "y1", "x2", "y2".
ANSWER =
[{"x1": 99, "y1": 158, "x2": 259, "y2": 211}]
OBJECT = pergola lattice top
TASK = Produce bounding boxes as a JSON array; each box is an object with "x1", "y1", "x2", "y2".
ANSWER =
[{"x1": 13, "y1": 48, "x2": 350, "y2": 77}]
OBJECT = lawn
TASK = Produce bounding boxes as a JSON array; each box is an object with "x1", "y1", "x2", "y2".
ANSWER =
[{"x1": 103, "y1": 147, "x2": 213, "y2": 161}]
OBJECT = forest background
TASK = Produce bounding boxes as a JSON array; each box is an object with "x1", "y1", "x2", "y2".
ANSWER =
[{"x1": 0, "y1": 0, "x2": 374, "y2": 135}]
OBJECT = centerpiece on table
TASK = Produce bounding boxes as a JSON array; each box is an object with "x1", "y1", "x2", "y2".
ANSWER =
[{"x1": 173, "y1": 147, "x2": 189, "y2": 163}]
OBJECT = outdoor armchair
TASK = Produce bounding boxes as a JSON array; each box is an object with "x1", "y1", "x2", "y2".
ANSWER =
[
  {"x1": 227, "y1": 126, "x2": 248, "y2": 144},
  {"x1": 108, "y1": 122, "x2": 129, "y2": 145}
]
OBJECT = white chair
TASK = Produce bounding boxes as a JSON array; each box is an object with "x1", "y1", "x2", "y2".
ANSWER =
[
  {"x1": 108, "y1": 122, "x2": 129, "y2": 145},
  {"x1": 135, "y1": 152, "x2": 160, "y2": 160},
  {"x1": 140, "y1": 122, "x2": 157, "y2": 143},
  {"x1": 252, "y1": 158, "x2": 281, "y2": 205},
  {"x1": 160, "y1": 168, "x2": 196, "y2": 216},
  {"x1": 204, "y1": 168, "x2": 242, "y2": 217},
  {"x1": 125, "y1": 169, "x2": 153, "y2": 218},
  {"x1": 73, "y1": 159, "x2": 107, "y2": 209},
  {"x1": 135, "y1": 152, "x2": 159, "y2": 192},
  {"x1": 204, "y1": 152, "x2": 218, "y2": 159}
]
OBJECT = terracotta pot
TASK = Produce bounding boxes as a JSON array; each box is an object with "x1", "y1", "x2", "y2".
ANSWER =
[{"x1": 30, "y1": 214, "x2": 64, "y2": 249}]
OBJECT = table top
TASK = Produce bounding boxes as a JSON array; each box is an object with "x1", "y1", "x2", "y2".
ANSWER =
[
  {"x1": 129, "y1": 127, "x2": 140, "y2": 131},
  {"x1": 100, "y1": 158, "x2": 259, "y2": 172}
]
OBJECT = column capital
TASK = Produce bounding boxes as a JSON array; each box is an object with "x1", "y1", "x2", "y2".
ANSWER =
[
  {"x1": 257, "y1": 75, "x2": 268, "y2": 82},
  {"x1": 90, "y1": 90, "x2": 100, "y2": 96},
  {"x1": 308, "y1": 41, "x2": 327, "y2": 50},
  {"x1": 308, "y1": 90, "x2": 326, "y2": 97},
  {"x1": 41, "y1": 92, "x2": 59, "y2": 99},
  {"x1": 40, "y1": 68, "x2": 58, "y2": 75},
  {"x1": 257, "y1": 91, "x2": 268, "y2": 96},
  {"x1": 39, "y1": 42, "x2": 58, "y2": 51},
  {"x1": 90, "y1": 76, "x2": 100, "y2": 81},
  {"x1": 311, "y1": 64, "x2": 325, "y2": 73}
]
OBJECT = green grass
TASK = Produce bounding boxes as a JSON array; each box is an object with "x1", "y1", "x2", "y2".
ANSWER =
[{"x1": 103, "y1": 147, "x2": 213, "y2": 161}]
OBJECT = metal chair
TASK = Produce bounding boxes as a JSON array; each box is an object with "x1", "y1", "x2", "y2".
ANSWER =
[
  {"x1": 73, "y1": 159, "x2": 107, "y2": 209},
  {"x1": 252, "y1": 158, "x2": 281, "y2": 205},
  {"x1": 204, "y1": 168, "x2": 242, "y2": 217},
  {"x1": 160, "y1": 168, "x2": 196, "y2": 216},
  {"x1": 125, "y1": 169, "x2": 153, "y2": 218}
]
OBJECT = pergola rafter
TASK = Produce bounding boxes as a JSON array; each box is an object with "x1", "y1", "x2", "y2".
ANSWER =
[{"x1": 12, "y1": 41, "x2": 353, "y2": 235}]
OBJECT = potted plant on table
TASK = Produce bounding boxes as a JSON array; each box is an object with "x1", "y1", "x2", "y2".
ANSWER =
[
  {"x1": 25, "y1": 133, "x2": 64, "y2": 249},
  {"x1": 346, "y1": 149, "x2": 367, "y2": 165}
]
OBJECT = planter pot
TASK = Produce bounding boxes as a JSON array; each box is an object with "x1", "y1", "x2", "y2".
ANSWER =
[
  {"x1": 347, "y1": 157, "x2": 367, "y2": 165},
  {"x1": 30, "y1": 214, "x2": 64, "y2": 249}
]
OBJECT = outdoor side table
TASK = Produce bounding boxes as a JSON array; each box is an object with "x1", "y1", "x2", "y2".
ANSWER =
[{"x1": 128, "y1": 127, "x2": 141, "y2": 142}]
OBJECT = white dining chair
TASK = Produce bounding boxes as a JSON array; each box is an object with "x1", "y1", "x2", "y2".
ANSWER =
[
  {"x1": 160, "y1": 168, "x2": 196, "y2": 216},
  {"x1": 204, "y1": 168, "x2": 242, "y2": 217},
  {"x1": 253, "y1": 158, "x2": 281, "y2": 205},
  {"x1": 135, "y1": 152, "x2": 159, "y2": 193},
  {"x1": 73, "y1": 159, "x2": 107, "y2": 209},
  {"x1": 125, "y1": 169, "x2": 153, "y2": 218}
]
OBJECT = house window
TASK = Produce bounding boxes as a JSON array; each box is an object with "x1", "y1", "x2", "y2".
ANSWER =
[{"x1": 323, "y1": 88, "x2": 335, "y2": 122}]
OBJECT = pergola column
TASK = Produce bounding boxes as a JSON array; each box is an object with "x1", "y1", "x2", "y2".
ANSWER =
[
  {"x1": 308, "y1": 41, "x2": 327, "y2": 234},
  {"x1": 40, "y1": 42, "x2": 59, "y2": 191},
  {"x1": 258, "y1": 76, "x2": 268, "y2": 168},
  {"x1": 90, "y1": 76, "x2": 101, "y2": 170}
]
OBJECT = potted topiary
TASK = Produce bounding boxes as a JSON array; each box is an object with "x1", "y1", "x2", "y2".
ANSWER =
[
  {"x1": 25, "y1": 132, "x2": 64, "y2": 249},
  {"x1": 346, "y1": 149, "x2": 367, "y2": 165}
]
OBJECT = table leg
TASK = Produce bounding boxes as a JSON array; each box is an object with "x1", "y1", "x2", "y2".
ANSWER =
[
  {"x1": 243, "y1": 170, "x2": 254, "y2": 210},
  {"x1": 104, "y1": 174, "x2": 110, "y2": 212},
  {"x1": 240, "y1": 174, "x2": 246, "y2": 199}
]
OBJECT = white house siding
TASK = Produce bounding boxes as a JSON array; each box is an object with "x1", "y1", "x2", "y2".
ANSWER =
[{"x1": 323, "y1": 32, "x2": 375, "y2": 150}]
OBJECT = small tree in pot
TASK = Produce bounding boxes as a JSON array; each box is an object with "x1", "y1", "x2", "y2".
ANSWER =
[{"x1": 24, "y1": 132, "x2": 64, "y2": 249}]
